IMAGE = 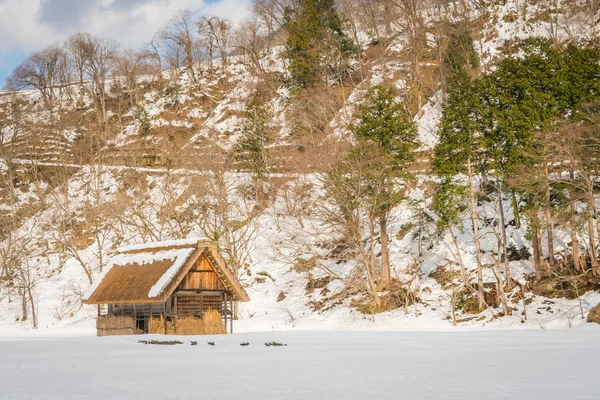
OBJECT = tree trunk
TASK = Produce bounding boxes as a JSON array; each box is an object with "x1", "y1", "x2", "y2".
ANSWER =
[
  {"x1": 467, "y1": 157, "x2": 486, "y2": 310},
  {"x1": 78, "y1": 76, "x2": 85, "y2": 105},
  {"x1": 358, "y1": 233, "x2": 381, "y2": 308},
  {"x1": 28, "y1": 285, "x2": 37, "y2": 329},
  {"x1": 450, "y1": 226, "x2": 469, "y2": 287},
  {"x1": 569, "y1": 172, "x2": 580, "y2": 271},
  {"x1": 586, "y1": 181, "x2": 598, "y2": 272},
  {"x1": 497, "y1": 182, "x2": 512, "y2": 288},
  {"x1": 368, "y1": 217, "x2": 377, "y2": 284},
  {"x1": 530, "y1": 209, "x2": 543, "y2": 283},
  {"x1": 511, "y1": 190, "x2": 521, "y2": 229},
  {"x1": 20, "y1": 289, "x2": 28, "y2": 322},
  {"x1": 493, "y1": 257, "x2": 511, "y2": 315},
  {"x1": 379, "y1": 211, "x2": 391, "y2": 289},
  {"x1": 544, "y1": 162, "x2": 555, "y2": 267}
]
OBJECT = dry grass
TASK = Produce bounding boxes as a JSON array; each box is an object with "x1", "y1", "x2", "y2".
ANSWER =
[
  {"x1": 149, "y1": 315, "x2": 175, "y2": 334},
  {"x1": 202, "y1": 310, "x2": 227, "y2": 335},
  {"x1": 173, "y1": 317, "x2": 205, "y2": 335},
  {"x1": 85, "y1": 259, "x2": 175, "y2": 304},
  {"x1": 97, "y1": 315, "x2": 136, "y2": 336},
  {"x1": 588, "y1": 304, "x2": 600, "y2": 324},
  {"x1": 148, "y1": 310, "x2": 227, "y2": 335}
]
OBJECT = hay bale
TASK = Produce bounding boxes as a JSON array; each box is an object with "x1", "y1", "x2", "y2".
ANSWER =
[
  {"x1": 174, "y1": 317, "x2": 205, "y2": 335},
  {"x1": 147, "y1": 311, "x2": 226, "y2": 335},
  {"x1": 587, "y1": 304, "x2": 600, "y2": 324},
  {"x1": 203, "y1": 310, "x2": 227, "y2": 335},
  {"x1": 96, "y1": 315, "x2": 135, "y2": 336},
  {"x1": 149, "y1": 315, "x2": 175, "y2": 334}
]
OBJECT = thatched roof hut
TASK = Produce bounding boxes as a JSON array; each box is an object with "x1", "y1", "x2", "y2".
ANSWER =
[{"x1": 83, "y1": 238, "x2": 249, "y2": 336}]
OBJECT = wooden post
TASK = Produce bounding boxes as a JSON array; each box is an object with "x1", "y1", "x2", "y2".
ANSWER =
[
  {"x1": 229, "y1": 297, "x2": 233, "y2": 334},
  {"x1": 133, "y1": 303, "x2": 137, "y2": 334},
  {"x1": 173, "y1": 295, "x2": 178, "y2": 335},
  {"x1": 200, "y1": 292, "x2": 204, "y2": 319},
  {"x1": 223, "y1": 293, "x2": 227, "y2": 333},
  {"x1": 163, "y1": 302, "x2": 167, "y2": 335}
]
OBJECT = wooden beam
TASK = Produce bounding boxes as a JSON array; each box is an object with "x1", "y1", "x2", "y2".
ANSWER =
[
  {"x1": 223, "y1": 292, "x2": 227, "y2": 333},
  {"x1": 163, "y1": 302, "x2": 167, "y2": 335},
  {"x1": 176, "y1": 290, "x2": 228, "y2": 297},
  {"x1": 229, "y1": 297, "x2": 233, "y2": 334},
  {"x1": 200, "y1": 292, "x2": 204, "y2": 319}
]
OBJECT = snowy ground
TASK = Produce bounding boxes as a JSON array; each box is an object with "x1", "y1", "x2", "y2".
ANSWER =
[{"x1": 1, "y1": 328, "x2": 599, "y2": 400}]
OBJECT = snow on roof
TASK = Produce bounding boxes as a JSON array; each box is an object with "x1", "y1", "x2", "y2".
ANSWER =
[
  {"x1": 83, "y1": 236, "x2": 249, "y2": 304},
  {"x1": 116, "y1": 238, "x2": 212, "y2": 253},
  {"x1": 82, "y1": 248, "x2": 196, "y2": 302},
  {"x1": 147, "y1": 248, "x2": 196, "y2": 298}
]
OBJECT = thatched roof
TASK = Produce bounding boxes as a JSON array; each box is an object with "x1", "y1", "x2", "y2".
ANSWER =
[{"x1": 82, "y1": 239, "x2": 249, "y2": 304}]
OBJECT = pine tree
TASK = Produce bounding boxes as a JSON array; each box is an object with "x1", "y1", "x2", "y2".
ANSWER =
[
  {"x1": 285, "y1": 0, "x2": 356, "y2": 87},
  {"x1": 433, "y1": 69, "x2": 487, "y2": 310},
  {"x1": 443, "y1": 29, "x2": 480, "y2": 77},
  {"x1": 350, "y1": 85, "x2": 418, "y2": 288},
  {"x1": 480, "y1": 40, "x2": 600, "y2": 275},
  {"x1": 235, "y1": 95, "x2": 273, "y2": 203}
]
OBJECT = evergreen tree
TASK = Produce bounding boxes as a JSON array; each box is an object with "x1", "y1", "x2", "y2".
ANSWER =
[
  {"x1": 285, "y1": 0, "x2": 356, "y2": 87},
  {"x1": 433, "y1": 69, "x2": 487, "y2": 310},
  {"x1": 350, "y1": 85, "x2": 418, "y2": 288},
  {"x1": 352, "y1": 86, "x2": 418, "y2": 167},
  {"x1": 235, "y1": 95, "x2": 273, "y2": 202},
  {"x1": 443, "y1": 29, "x2": 480, "y2": 77},
  {"x1": 434, "y1": 70, "x2": 482, "y2": 176},
  {"x1": 480, "y1": 39, "x2": 600, "y2": 273}
]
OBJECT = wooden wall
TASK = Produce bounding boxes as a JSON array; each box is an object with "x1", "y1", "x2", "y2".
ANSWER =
[{"x1": 178, "y1": 255, "x2": 225, "y2": 291}]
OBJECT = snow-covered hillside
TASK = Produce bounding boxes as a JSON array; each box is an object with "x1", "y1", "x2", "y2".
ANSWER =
[{"x1": 1, "y1": 0, "x2": 600, "y2": 336}]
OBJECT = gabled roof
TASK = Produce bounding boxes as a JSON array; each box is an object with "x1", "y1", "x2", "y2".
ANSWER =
[{"x1": 82, "y1": 239, "x2": 249, "y2": 305}]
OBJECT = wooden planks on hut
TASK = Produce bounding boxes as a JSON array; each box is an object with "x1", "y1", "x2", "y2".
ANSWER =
[{"x1": 96, "y1": 315, "x2": 136, "y2": 336}]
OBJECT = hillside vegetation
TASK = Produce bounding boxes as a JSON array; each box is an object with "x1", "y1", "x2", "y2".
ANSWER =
[{"x1": 1, "y1": 0, "x2": 600, "y2": 332}]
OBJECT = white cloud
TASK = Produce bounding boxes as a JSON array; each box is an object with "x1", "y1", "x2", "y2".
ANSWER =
[
  {"x1": 0, "y1": 0, "x2": 251, "y2": 54},
  {"x1": 0, "y1": 0, "x2": 60, "y2": 52}
]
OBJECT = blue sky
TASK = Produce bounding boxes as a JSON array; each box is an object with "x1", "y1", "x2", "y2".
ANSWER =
[
  {"x1": 0, "y1": 0, "x2": 250, "y2": 89},
  {"x1": 0, "y1": 50, "x2": 27, "y2": 89}
]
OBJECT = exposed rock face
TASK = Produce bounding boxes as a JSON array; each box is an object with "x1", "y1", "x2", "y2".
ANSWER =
[{"x1": 587, "y1": 304, "x2": 600, "y2": 324}]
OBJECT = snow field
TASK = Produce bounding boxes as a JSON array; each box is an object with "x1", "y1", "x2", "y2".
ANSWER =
[{"x1": 1, "y1": 328, "x2": 599, "y2": 400}]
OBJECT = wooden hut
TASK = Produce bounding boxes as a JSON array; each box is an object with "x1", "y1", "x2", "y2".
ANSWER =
[{"x1": 83, "y1": 238, "x2": 249, "y2": 336}]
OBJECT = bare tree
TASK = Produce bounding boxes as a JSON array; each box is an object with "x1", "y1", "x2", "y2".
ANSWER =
[
  {"x1": 115, "y1": 49, "x2": 151, "y2": 106},
  {"x1": 232, "y1": 19, "x2": 273, "y2": 82},
  {"x1": 197, "y1": 16, "x2": 232, "y2": 73},
  {"x1": 321, "y1": 141, "x2": 410, "y2": 308},
  {"x1": 5, "y1": 44, "x2": 68, "y2": 114},
  {"x1": 0, "y1": 224, "x2": 44, "y2": 328},
  {"x1": 66, "y1": 32, "x2": 93, "y2": 105},
  {"x1": 392, "y1": 0, "x2": 428, "y2": 114},
  {"x1": 0, "y1": 94, "x2": 28, "y2": 209},
  {"x1": 252, "y1": 0, "x2": 290, "y2": 44},
  {"x1": 187, "y1": 152, "x2": 260, "y2": 277},
  {"x1": 83, "y1": 37, "x2": 119, "y2": 128},
  {"x1": 146, "y1": 36, "x2": 166, "y2": 87},
  {"x1": 159, "y1": 9, "x2": 198, "y2": 83}
]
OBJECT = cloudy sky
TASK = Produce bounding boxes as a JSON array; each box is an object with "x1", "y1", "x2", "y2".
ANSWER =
[{"x1": 0, "y1": 0, "x2": 251, "y2": 88}]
